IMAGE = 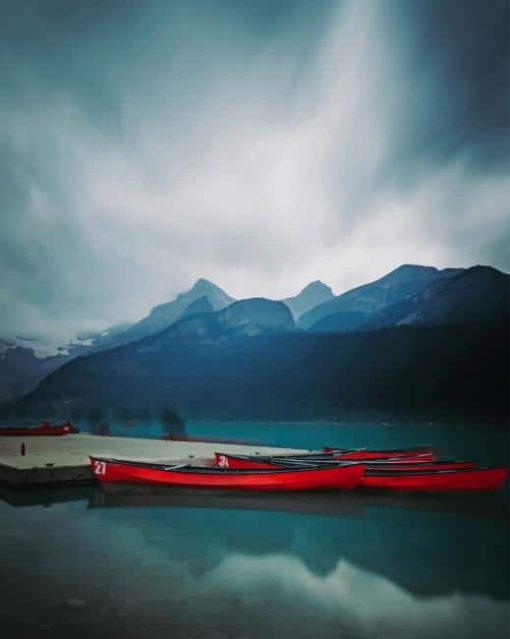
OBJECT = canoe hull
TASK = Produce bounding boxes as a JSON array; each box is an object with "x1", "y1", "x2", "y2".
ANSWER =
[
  {"x1": 90, "y1": 457, "x2": 364, "y2": 491},
  {"x1": 364, "y1": 461, "x2": 476, "y2": 471},
  {"x1": 362, "y1": 468, "x2": 508, "y2": 492},
  {"x1": 213, "y1": 454, "x2": 506, "y2": 491}
]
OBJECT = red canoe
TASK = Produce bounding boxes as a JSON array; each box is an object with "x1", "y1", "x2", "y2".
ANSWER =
[
  {"x1": 214, "y1": 453, "x2": 476, "y2": 473},
  {"x1": 213, "y1": 453, "x2": 507, "y2": 492},
  {"x1": 362, "y1": 467, "x2": 509, "y2": 492},
  {"x1": 323, "y1": 446, "x2": 436, "y2": 460},
  {"x1": 89, "y1": 456, "x2": 364, "y2": 491},
  {"x1": 0, "y1": 421, "x2": 79, "y2": 437},
  {"x1": 365, "y1": 461, "x2": 476, "y2": 471},
  {"x1": 214, "y1": 451, "x2": 435, "y2": 469},
  {"x1": 220, "y1": 447, "x2": 436, "y2": 462}
]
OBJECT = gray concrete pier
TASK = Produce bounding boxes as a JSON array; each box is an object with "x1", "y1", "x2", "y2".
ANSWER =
[{"x1": 0, "y1": 433, "x2": 307, "y2": 486}]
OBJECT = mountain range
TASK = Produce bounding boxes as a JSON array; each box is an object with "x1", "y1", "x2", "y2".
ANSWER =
[
  {"x1": 3, "y1": 263, "x2": 509, "y2": 421},
  {"x1": 299, "y1": 265, "x2": 462, "y2": 330},
  {"x1": 284, "y1": 281, "x2": 334, "y2": 319},
  {"x1": 0, "y1": 278, "x2": 330, "y2": 401},
  {"x1": 14, "y1": 318, "x2": 509, "y2": 422},
  {"x1": 0, "y1": 339, "x2": 70, "y2": 402}
]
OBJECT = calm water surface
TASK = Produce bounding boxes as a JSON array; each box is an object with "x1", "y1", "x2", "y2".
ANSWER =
[{"x1": 1, "y1": 421, "x2": 509, "y2": 639}]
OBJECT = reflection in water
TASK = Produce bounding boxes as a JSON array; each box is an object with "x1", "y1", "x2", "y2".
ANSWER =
[
  {"x1": 2, "y1": 482, "x2": 507, "y2": 521},
  {"x1": 90, "y1": 484, "x2": 366, "y2": 519},
  {"x1": 204, "y1": 554, "x2": 508, "y2": 639},
  {"x1": 87, "y1": 485, "x2": 509, "y2": 599},
  {"x1": 0, "y1": 485, "x2": 93, "y2": 509},
  {"x1": 1, "y1": 420, "x2": 509, "y2": 638},
  {"x1": 88, "y1": 482, "x2": 510, "y2": 519},
  {"x1": 1, "y1": 482, "x2": 509, "y2": 639}
]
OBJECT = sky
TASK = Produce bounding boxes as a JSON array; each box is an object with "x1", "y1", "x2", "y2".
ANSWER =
[{"x1": 1, "y1": 0, "x2": 508, "y2": 343}]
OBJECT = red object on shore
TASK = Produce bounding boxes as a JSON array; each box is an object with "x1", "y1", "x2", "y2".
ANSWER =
[
  {"x1": 361, "y1": 467, "x2": 508, "y2": 492},
  {"x1": 89, "y1": 456, "x2": 364, "y2": 491},
  {"x1": 0, "y1": 420, "x2": 79, "y2": 437}
]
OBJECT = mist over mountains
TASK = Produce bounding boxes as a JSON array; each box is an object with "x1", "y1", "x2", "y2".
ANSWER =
[
  {"x1": 0, "y1": 277, "x2": 329, "y2": 400},
  {"x1": 3, "y1": 263, "x2": 509, "y2": 421}
]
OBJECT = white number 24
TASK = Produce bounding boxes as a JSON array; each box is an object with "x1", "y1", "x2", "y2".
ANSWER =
[{"x1": 218, "y1": 455, "x2": 229, "y2": 468}]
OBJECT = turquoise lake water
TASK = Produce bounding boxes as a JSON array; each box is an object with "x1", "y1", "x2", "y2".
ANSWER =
[{"x1": 1, "y1": 421, "x2": 509, "y2": 638}]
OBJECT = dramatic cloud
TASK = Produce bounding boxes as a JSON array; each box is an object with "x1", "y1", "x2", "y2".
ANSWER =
[{"x1": 1, "y1": 0, "x2": 508, "y2": 342}]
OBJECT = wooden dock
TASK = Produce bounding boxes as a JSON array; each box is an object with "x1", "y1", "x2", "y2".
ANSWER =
[{"x1": 0, "y1": 433, "x2": 307, "y2": 487}]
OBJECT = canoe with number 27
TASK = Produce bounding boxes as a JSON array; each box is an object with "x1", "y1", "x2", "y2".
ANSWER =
[{"x1": 89, "y1": 456, "x2": 365, "y2": 491}]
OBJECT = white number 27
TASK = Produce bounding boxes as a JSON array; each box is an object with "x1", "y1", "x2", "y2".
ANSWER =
[{"x1": 94, "y1": 460, "x2": 106, "y2": 475}]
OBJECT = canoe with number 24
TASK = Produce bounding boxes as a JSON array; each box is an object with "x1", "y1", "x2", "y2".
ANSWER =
[{"x1": 213, "y1": 453, "x2": 508, "y2": 492}]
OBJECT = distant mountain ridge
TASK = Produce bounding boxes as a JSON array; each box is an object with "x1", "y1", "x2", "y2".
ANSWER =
[
  {"x1": 0, "y1": 278, "x2": 235, "y2": 402},
  {"x1": 310, "y1": 266, "x2": 509, "y2": 332},
  {"x1": 0, "y1": 341, "x2": 69, "y2": 401},
  {"x1": 77, "y1": 278, "x2": 235, "y2": 353},
  {"x1": 15, "y1": 318, "x2": 509, "y2": 422},
  {"x1": 2, "y1": 264, "x2": 508, "y2": 406},
  {"x1": 300, "y1": 265, "x2": 464, "y2": 331},
  {"x1": 133, "y1": 298, "x2": 295, "y2": 349},
  {"x1": 283, "y1": 281, "x2": 334, "y2": 320},
  {"x1": 180, "y1": 296, "x2": 214, "y2": 319},
  {"x1": 362, "y1": 265, "x2": 509, "y2": 330}
]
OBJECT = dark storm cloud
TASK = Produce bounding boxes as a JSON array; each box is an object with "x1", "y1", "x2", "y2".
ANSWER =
[
  {"x1": 0, "y1": 0, "x2": 508, "y2": 345},
  {"x1": 382, "y1": 0, "x2": 509, "y2": 174}
]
